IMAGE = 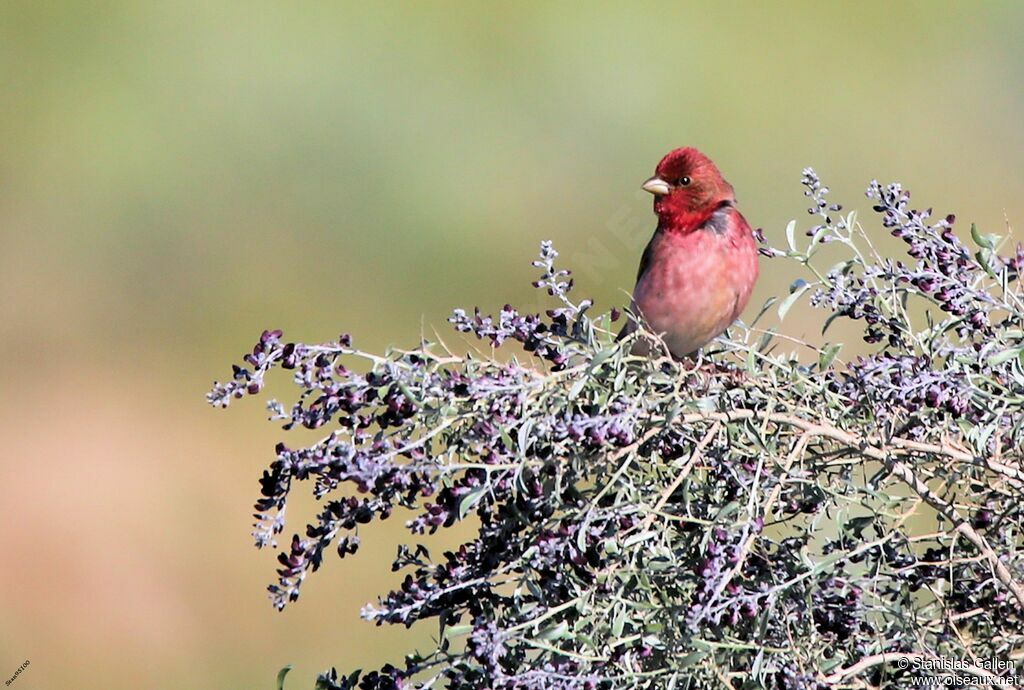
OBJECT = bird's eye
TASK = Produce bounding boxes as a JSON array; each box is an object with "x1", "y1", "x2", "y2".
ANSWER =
[{"x1": 677, "y1": 176, "x2": 691, "y2": 186}]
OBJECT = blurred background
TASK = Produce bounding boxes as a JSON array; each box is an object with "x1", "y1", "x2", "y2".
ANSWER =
[{"x1": 1, "y1": 2, "x2": 1022, "y2": 688}]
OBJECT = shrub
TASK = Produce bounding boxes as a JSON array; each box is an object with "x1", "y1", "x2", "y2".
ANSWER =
[{"x1": 209, "y1": 171, "x2": 1024, "y2": 689}]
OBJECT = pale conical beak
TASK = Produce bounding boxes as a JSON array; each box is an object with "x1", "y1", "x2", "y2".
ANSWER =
[{"x1": 642, "y1": 176, "x2": 671, "y2": 196}]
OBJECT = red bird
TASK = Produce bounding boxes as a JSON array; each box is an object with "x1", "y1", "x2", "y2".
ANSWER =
[{"x1": 620, "y1": 147, "x2": 760, "y2": 359}]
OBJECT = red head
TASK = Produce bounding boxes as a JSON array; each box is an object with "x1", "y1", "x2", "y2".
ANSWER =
[{"x1": 643, "y1": 147, "x2": 735, "y2": 231}]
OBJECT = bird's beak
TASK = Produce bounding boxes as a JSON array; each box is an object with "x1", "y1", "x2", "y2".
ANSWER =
[{"x1": 642, "y1": 176, "x2": 671, "y2": 196}]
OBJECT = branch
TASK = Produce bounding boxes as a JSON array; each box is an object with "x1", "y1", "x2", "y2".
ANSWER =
[
  {"x1": 677, "y1": 410, "x2": 1024, "y2": 610},
  {"x1": 825, "y1": 652, "x2": 1016, "y2": 687},
  {"x1": 679, "y1": 410, "x2": 1022, "y2": 485},
  {"x1": 639, "y1": 421, "x2": 721, "y2": 532}
]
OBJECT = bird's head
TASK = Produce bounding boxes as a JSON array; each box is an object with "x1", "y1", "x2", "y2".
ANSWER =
[{"x1": 643, "y1": 147, "x2": 735, "y2": 230}]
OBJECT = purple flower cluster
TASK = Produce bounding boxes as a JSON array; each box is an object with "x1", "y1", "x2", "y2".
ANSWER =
[
  {"x1": 210, "y1": 170, "x2": 1024, "y2": 689},
  {"x1": 686, "y1": 526, "x2": 763, "y2": 628},
  {"x1": 543, "y1": 396, "x2": 638, "y2": 448},
  {"x1": 868, "y1": 180, "x2": 993, "y2": 323},
  {"x1": 448, "y1": 242, "x2": 594, "y2": 372},
  {"x1": 449, "y1": 305, "x2": 570, "y2": 368},
  {"x1": 207, "y1": 328, "x2": 287, "y2": 406},
  {"x1": 800, "y1": 167, "x2": 844, "y2": 237},
  {"x1": 316, "y1": 665, "x2": 404, "y2": 690},
  {"x1": 810, "y1": 577, "x2": 864, "y2": 640},
  {"x1": 826, "y1": 353, "x2": 974, "y2": 434},
  {"x1": 798, "y1": 173, "x2": 1024, "y2": 443},
  {"x1": 775, "y1": 666, "x2": 827, "y2": 690}
]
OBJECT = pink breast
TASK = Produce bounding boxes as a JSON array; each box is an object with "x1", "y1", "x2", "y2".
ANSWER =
[{"x1": 632, "y1": 227, "x2": 758, "y2": 356}]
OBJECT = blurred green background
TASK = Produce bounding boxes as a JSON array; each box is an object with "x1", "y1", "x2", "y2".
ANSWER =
[{"x1": 2, "y1": 2, "x2": 1023, "y2": 688}]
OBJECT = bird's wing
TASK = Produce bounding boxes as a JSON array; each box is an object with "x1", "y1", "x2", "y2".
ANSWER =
[
  {"x1": 704, "y1": 200, "x2": 736, "y2": 236},
  {"x1": 635, "y1": 231, "x2": 659, "y2": 282},
  {"x1": 617, "y1": 231, "x2": 659, "y2": 343}
]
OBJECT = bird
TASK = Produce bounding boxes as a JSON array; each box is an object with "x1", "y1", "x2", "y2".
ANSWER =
[{"x1": 619, "y1": 147, "x2": 760, "y2": 359}]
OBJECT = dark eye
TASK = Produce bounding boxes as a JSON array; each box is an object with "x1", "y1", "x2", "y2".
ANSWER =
[{"x1": 677, "y1": 176, "x2": 691, "y2": 187}]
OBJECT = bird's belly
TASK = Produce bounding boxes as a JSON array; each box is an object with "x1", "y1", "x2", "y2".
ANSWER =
[{"x1": 632, "y1": 235, "x2": 756, "y2": 356}]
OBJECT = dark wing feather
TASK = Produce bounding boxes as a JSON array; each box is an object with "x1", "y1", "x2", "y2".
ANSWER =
[
  {"x1": 705, "y1": 200, "x2": 735, "y2": 235},
  {"x1": 617, "y1": 231, "x2": 659, "y2": 343},
  {"x1": 635, "y1": 232, "x2": 659, "y2": 282}
]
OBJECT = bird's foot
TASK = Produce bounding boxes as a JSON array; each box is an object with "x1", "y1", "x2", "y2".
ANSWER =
[{"x1": 679, "y1": 359, "x2": 747, "y2": 391}]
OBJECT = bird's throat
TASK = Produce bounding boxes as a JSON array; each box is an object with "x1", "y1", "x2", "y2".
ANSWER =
[
  {"x1": 656, "y1": 199, "x2": 734, "y2": 235},
  {"x1": 656, "y1": 206, "x2": 716, "y2": 235}
]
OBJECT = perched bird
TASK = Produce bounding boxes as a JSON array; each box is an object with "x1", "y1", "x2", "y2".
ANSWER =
[{"x1": 620, "y1": 147, "x2": 760, "y2": 359}]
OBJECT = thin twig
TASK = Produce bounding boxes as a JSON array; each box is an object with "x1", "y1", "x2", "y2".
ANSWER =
[
  {"x1": 825, "y1": 652, "x2": 1014, "y2": 686},
  {"x1": 674, "y1": 410, "x2": 1024, "y2": 610},
  {"x1": 639, "y1": 421, "x2": 721, "y2": 531},
  {"x1": 696, "y1": 433, "x2": 809, "y2": 619},
  {"x1": 886, "y1": 457, "x2": 1024, "y2": 609},
  {"x1": 678, "y1": 410, "x2": 1023, "y2": 485}
]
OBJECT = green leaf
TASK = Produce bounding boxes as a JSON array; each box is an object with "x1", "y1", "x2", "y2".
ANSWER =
[
  {"x1": 623, "y1": 531, "x2": 658, "y2": 548},
  {"x1": 976, "y1": 249, "x2": 999, "y2": 279},
  {"x1": 821, "y1": 311, "x2": 843, "y2": 336},
  {"x1": 818, "y1": 343, "x2": 843, "y2": 370},
  {"x1": 277, "y1": 665, "x2": 292, "y2": 690},
  {"x1": 756, "y1": 328, "x2": 776, "y2": 353},
  {"x1": 536, "y1": 622, "x2": 569, "y2": 641},
  {"x1": 444, "y1": 624, "x2": 474, "y2": 639},
  {"x1": 517, "y1": 419, "x2": 534, "y2": 456},
  {"x1": 588, "y1": 346, "x2": 616, "y2": 370},
  {"x1": 458, "y1": 485, "x2": 488, "y2": 520},
  {"x1": 745, "y1": 347, "x2": 757, "y2": 375},
  {"x1": 751, "y1": 649, "x2": 764, "y2": 678},
  {"x1": 826, "y1": 259, "x2": 854, "y2": 276},
  {"x1": 784, "y1": 220, "x2": 797, "y2": 252},
  {"x1": 988, "y1": 348, "x2": 1022, "y2": 366},
  {"x1": 975, "y1": 424, "x2": 995, "y2": 454},
  {"x1": 777, "y1": 280, "x2": 810, "y2": 320},
  {"x1": 576, "y1": 517, "x2": 590, "y2": 552},
  {"x1": 970, "y1": 223, "x2": 987, "y2": 247},
  {"x1": 613, "y1": 366, "x2": 628, "y2": 391},
  {"x1": 499, "y1": 427, "x2": 515, "y2": 452},
  {"x1": 611, "y1": 608, "x2": 625, "y2": 637},
  {"x1": 715, "y1": 501, "x2": 741, "y2": 520},
  {"x1": 678, "y1": 651, "x2": 708, "y2": 667},
  {"x1": 970, "y1": 222, "x2": 999, "y2": 250},
  {"x1": 751, "y1": 296, "x2": 778, "y2": 327}
]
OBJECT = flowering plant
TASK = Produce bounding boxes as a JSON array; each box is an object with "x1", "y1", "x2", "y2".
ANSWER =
[{"x1": 209, "y1": 172, "x2": 1024, "y2": 689}]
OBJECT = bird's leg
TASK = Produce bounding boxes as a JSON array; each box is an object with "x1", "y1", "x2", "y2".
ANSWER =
[{"x1": 676, "y1": 351, "x2": 747, "y2": 391}]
